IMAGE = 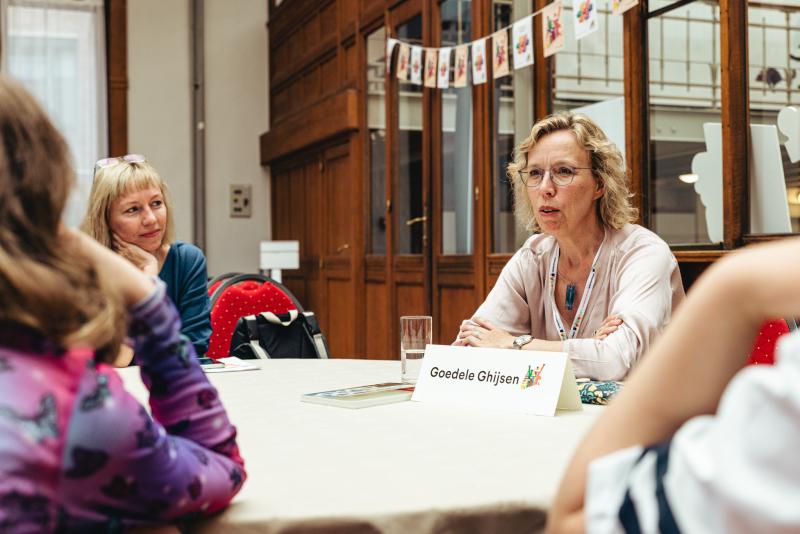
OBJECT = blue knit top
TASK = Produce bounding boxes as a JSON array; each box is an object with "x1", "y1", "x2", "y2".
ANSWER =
[{"x1": 158, "y1": 241, "x2": 212, "y2": 355}]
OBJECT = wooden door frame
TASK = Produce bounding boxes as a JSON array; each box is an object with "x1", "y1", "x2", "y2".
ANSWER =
[
  {"x1": 624, "y1": 0, "x2": 749, "y2": 249},
  {"x1": 387, "y1": 0, "x2": 425, "y2": 356}
]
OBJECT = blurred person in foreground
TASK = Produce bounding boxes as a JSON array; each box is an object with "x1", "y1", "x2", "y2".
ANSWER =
[
  {"x1": 0, "y1": 76, "x2": 245, "y2": 531},
  {"x1": 548, "y1": 237, "x2": 800, "y2": 533}
]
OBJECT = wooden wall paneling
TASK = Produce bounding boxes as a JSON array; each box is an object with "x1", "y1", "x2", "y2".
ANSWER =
[
  {"x1": 269, "y1": 0, "x2": 319, "y2": 41},
  {"x1": 349, "y1": 28, "x2": 367, "y2": 357},
  {"x1": 429, "y1": 0, "x2": 443, "y2": 340},
  {"x1": 384, "y1": 8, "x2": 399, "y2": 362},
  {"x1": 720, "y1": 0, "x2": 748, "y2": 248},
  {"x1": 438, "y1": 285, "x2": 477, "y2": 344},
  {"x1": 359, "y1": 0, "x2": 384, "y2": 30},
  {"x1": 106, "y1": 0, "x2": 127, "y2": 156},
  {"x1": 623, "y1": 1, "x2": 648, "y2": 226},
  {"x1": 420, "y1": 0, "x2": 433, "y2": 319},
  {"x1": 260, "y1": 88, "x2": 359, "y2": 163},
  {"x1": 365, "y1": 279, "x2": 391, "y2": 357},
  {"x1": 304, "y1": 16, "x2": 321, "y2": 57},
  {"x1": 339, "y1": 0, "x2": 358, "y2": 39},
  {"x1": 304, "y1": 157, "x2": 325, "y2": 325},
  {"x1": 304, "y1": 66, "x2": 322, "y2": 103},
  {"x1": 359, "y1": 17, "x2": 388, "y2": 360},
  {"x1": 435, "y1": 256, "x2": 479, "y2": 343},
  {"x1": 323, "y1": 143, "x2": 359, "y2": 357},
  {"x1": 343, "y1": 37, "x2": 359, "y2": 86},
  {"x1": 387, "y1": 1, "x2": 422, "y2": 359}
]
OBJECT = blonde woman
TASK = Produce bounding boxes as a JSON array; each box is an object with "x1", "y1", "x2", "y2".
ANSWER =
[
  {"x1": 454, "y1": 112, "x2": 684, "y2": 381},
  {"x1": 82, "y1": 159, "x2": 211, "y2": 356},
  {"x1": 0, "y1": 76, "x2": 244, "y2": 530}
]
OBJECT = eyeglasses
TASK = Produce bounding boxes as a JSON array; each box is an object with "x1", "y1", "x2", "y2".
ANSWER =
[
  {"x1": 94, "y1": 154, "x2": 146, "y2": 170},
  {"x1": 517, "y1": 166, "x2": 592, "y2": 188}
]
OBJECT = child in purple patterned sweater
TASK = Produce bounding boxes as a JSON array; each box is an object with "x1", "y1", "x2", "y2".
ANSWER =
[{"x1": 0, "y1": 76, "x2": 246, "y2": 531}]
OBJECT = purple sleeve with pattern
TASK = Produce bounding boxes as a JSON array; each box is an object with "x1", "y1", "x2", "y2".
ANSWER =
[{"x1": 60, "y1": 282, "x2": 245, "y2": 527}]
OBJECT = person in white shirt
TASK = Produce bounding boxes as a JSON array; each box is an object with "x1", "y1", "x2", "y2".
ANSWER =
[{"x1": 547, "y1": 237, "x2": 800, "y2": 534}]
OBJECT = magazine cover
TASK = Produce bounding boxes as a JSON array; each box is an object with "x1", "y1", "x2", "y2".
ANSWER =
[{"x1": 301, "y1": 382, "x2": 415, "y2": 409}]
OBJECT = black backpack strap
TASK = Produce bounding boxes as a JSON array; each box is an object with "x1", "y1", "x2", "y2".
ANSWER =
[
  {"x1": 243, "y1": 315, "x2": 269, "y2": 359},
  {"x1": 301, "y1": 312, "x2": 329, "y2": 359}
]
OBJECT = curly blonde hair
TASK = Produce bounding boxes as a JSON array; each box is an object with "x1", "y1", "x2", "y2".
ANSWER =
[
  {"x1": 81, "y1": 160, "x2": 175, "y2": 250},
  {"x1": 506, "y1": 111, "x2": 638, "y2": 232}
]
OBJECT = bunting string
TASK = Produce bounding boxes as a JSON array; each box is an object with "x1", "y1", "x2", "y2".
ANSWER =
[{"x1": 386, "y1": 0, "x2": 638, "y2": 88}]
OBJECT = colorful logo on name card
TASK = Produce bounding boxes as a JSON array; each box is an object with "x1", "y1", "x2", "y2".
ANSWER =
[{"x1": 520, "y1": 363, "x2": 545, "y2": 389}]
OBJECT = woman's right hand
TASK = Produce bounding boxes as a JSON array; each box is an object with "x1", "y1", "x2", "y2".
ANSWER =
[
  {"x1": 62, "y1": 226, "x2": 154, "y2": 306},
  {"x1": 592, "y1": 315, "x2": 623, "y2": 340},
  {"x1": 113, "y1": 233, "x2": 159, "y2": 276}
]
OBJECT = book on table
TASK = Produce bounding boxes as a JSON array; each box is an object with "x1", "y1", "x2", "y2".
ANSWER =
[{"x1": 301, "y1": 382, "x2": 415, "y2": 409}]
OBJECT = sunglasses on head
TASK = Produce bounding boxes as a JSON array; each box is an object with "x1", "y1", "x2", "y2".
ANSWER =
[{"x1": 94, "y1": 154, "x2": 146, "y2": 170}]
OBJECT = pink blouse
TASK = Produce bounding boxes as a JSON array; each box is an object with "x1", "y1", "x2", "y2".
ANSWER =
[{"x1": 473, "y1": 224, "x2": 684, "y2": 380}]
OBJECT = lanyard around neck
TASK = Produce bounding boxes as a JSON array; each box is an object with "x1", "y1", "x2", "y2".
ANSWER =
[{"x1": 548, "y1": 242, "x2": 604, "y2": 341}]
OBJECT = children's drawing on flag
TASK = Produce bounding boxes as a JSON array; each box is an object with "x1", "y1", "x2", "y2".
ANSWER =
[
  {"x1": 409, "y1": 46, "x2": 423, "y2": 85},
  {"x1": 512, "y1": 15, "x2": 534, "y2": 69},
  {"x1": 543, "y1": 1, "x2": 565, "y2": 58},
  {"x1": 437, "y1": 47, "x2": 452, "y2": 88},
  {"x1": 454, "y1": 45, "x2": 469, "y2": 87},
  {"x1": 573, "y1": 0, "x2": 598, "y2": 41},
  {"x1": 492, "y1": 29, "x2": 509, "y2": 79},
  {"x1": 471, "y1": 39, "x2": 487, "y2": 85},
  {"x1": 396, "y1": 43, "x2": 410, "y2": 80},
  {"x1": 424, "y1": 48, "x2": 438, "y2": 87}
]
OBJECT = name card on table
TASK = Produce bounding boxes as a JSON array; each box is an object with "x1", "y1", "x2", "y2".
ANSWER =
[{"x1": 412, "y1": 344, "x2": 581, "y2": 417}]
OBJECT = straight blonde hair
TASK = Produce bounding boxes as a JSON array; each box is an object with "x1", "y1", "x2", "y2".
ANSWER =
[{"x1": 82, "y1": 161, "x2": 175, "y2": 250}]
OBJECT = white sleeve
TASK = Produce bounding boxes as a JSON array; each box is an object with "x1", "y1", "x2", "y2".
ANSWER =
[
  {"x1": 585, "y1": 331, "x2": 800, "y2": 534},
  {"x1": 471, "y1": 247, "x2": 535, "y2": 336}
]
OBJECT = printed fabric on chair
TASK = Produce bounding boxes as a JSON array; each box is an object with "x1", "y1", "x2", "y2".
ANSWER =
[
  {"x1": 746, "y1": 319, "x2": 790, "y2": 366},
  {"x1": 207, "y1": 273, "x2": 301, "y2": 359}
]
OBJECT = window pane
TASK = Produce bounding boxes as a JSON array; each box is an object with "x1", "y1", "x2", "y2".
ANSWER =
[
  {"x1": 553, "y1": 3, "x2": 624, "y2": 106},
  {"x1": 395, "y1": 15, "x2": 424, "y2": 255},
  {"x1": 648, "y1": 0, "x2": 721, "y2": 245},
  {"x1": 7, "y1": 4, "x2": 107, "y2": 228},
  {"x1": 441, "y1": 0, "x2": 473, "y2": 255},
  {"x1": 748, "y1": 0, "x2": 800, "y2": 234},
  {"x1": 367, "y1": 27, "x2": 387, "y2": 254},
  {"x1": 492, "y1": 0, "x2": 534, "y2": 254}
]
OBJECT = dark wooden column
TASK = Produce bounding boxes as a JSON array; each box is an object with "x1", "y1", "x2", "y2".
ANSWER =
[
  {"x1": 533, "y1": 0, "x2": 552, "y2": 120},
  {"x1": 106, "y1": 0, "x2": 128, "y2": 156},
  {"x1": 720, "y1": 0, "x2": 749, "y2": 249},
  {"x1": 622, "y1": 0, "x2": 648, "y2": 226}
]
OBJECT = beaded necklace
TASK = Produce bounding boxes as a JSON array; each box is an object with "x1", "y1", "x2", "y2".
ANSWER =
[{"x1": 548, "y1": 241, "x2": 604, "y2": 341}]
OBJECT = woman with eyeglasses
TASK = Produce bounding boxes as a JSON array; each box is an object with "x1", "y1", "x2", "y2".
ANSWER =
[
  {"x1": 454, "y1": 112, "x2": 684, "y2": 381},
  {"x1": 0, "y1": 77, "x2": 244, "y2": 530},
  {"x1": 82, "y1": 155, "x2": 212, "y2": 359}
]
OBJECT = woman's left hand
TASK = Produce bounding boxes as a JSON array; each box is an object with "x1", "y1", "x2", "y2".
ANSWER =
[
  {"x1": 113, "y1": 233, "x2": 159, "y2": 276},
  {"x1": 454, "y1": 316, "x2": 515, "y2": 349}
]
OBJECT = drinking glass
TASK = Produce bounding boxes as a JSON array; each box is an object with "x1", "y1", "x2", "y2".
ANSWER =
[{"x1": 400, "y1": 315, "x2": 432, "y2": 383}]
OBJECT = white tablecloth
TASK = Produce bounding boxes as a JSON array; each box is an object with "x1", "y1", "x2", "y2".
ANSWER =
[{"x1": 117, "y1": 359, "x2": 602, "y2": 533}]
